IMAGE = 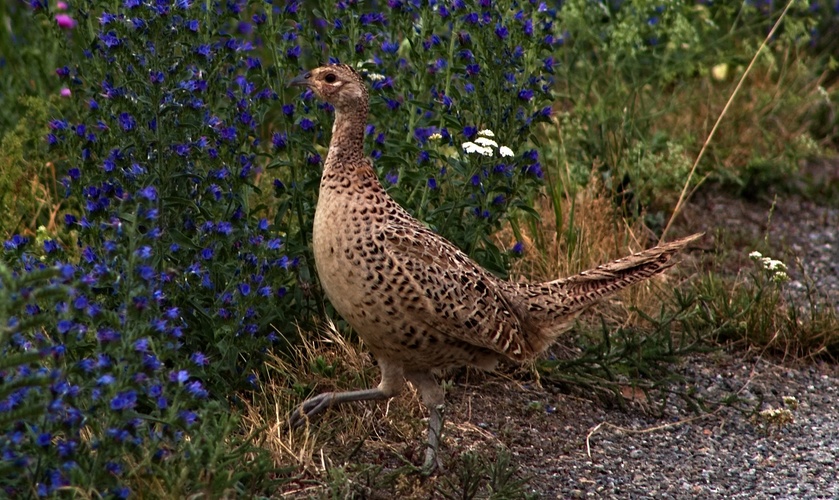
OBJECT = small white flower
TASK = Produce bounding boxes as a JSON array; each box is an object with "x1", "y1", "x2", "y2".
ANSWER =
[
  {"x1": 772, "y1": 271, "x2": 790, "y2": 283},
  {"x1": 749, "y1": 251, "x2": 763, "y2": 260},
  {"x1": 761, "y1": 257, "x2": 786, "y2": 272},
  {"x1": 367, "y1": 73, "x2": 386, "y2": 82},
  {"x1": 477, "y1": 129, "x2": 495, "y2": 137},
  {"x1": 782, "y1": 396, "x2": 798, "y2": 410},
  {"x1": 462, "y1": 141, "x2": 493, "y2": 156},
  {"x1": 499, "y1": 146, "x2": 514, "y2": 157},
  {"x1": 428, "y1": 132, "x2": 442, "y2": 141},
  {"x1": 474, "y1": 136, "x2": 498, "y2": 148}
]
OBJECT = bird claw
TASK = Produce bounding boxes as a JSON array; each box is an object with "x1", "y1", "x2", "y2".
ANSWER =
[{"x1": 288, "y1": 392, "x2": 334, "y2": 429}]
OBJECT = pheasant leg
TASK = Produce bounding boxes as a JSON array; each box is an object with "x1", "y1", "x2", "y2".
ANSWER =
[
  {"x1": 289, "y1": 388, "x2": 390, "y2": 429},
  {"x1": 408, "y1": 372, "x2": 446, "y2": 473},
  {"x1": 289, "y1": 360, "x2": 405, "y2": 428}
]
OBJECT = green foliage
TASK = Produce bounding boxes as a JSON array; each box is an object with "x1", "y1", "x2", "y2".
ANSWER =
[
  {"x1": 50, "y1": 0, "x2": 297, "y2": 393},
  {"x1": 437, "y1": 448, "x2": 534, "y2": 500},
  {"x1": 686, "y1": 251, "x2": 839, "y2": 357},
  {"x1": 268, "y1": 3, "x2": 555, "y2": 278},
  {"x1": 131, "y1": 402, "x2": 279, "y2": 497},
  {"x1": 0, "y1": 96, "x2": 67, "y2": 239},
  {"x1": 808, "y1": 84, "x2": 839, "y2": 149},
  {"x1": 544, "y1": 0, "x2": 832, "y2": 223},
  {"x1": 1, "y1": 1, "x2": 297, "y2": 496},
  {"x1": 0, "y1": 263, "x2": 69, "y2": 477},
  {"x1": 0, "y1": 2, "x2": 66, "y2": 133}
]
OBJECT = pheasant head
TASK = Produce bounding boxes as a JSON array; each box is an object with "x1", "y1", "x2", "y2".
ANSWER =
[{"x1": 288, "y1": 64, "x2": 368, "y2": 112}]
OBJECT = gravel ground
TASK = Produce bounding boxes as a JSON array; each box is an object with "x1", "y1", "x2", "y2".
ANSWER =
[
  {"x1": 685, "y1": 183, "x2": 839, "y2": 308},
  {"x1": 771, "y1": 198, "x2": 839, "y2": 309},
  {"x1": 445, "y1": 354, "x2": 839, "y2": 499}
]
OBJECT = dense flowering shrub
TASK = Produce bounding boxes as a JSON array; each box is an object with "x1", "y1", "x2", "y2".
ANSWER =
[{"x1": 2, "y1": 0, "x2": 293, "y2": 496}]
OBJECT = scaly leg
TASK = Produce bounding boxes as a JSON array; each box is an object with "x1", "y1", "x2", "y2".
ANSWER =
[
  {"x1": 407, "y1": 371, "x2": 446, "y2": 473},
  {"x1": 290, "y1": 360, "x2": 404, "y2": 428}
]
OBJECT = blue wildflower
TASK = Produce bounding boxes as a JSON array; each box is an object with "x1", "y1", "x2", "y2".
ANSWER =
[
  {"x1": 110, "y1": 390, "x2": 137, "y2": 411},
  {"x1": 190, "y1": 352, "x2": 209, "y2": 366},
  {"x1": 179, "y1": 410, "x2": 198, "y2": 426},
  {"x1": 186, "y1": 381, "x2": 208, "y2": 398},
  {"x1": 99, "y1": 30, "x2": 120, "y2": 48},
  {"x1": 37, "y1": 432, "x2": 52, "y2": 447},
  {"x1": 138, "y1": 185, "x2": 157, "y2": 201},
  {"x1": 170, "y1": 370, "x2": 189, "y2": 384},
  {"x1": 118, "y1": 113, "x2": 136, "y2": 131}
]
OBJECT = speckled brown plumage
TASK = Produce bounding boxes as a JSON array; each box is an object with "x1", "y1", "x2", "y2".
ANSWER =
[{"x1": 287, "y1": 64, "x2": 701, "y2": 472}]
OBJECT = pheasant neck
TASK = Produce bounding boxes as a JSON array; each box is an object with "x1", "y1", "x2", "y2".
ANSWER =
[{"x1": 324, "y1": 106, "x2": 368, "y2": 171}]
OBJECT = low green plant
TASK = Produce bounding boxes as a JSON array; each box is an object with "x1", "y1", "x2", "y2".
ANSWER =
[
  {"x1": 538, "y1": 291, "x2": 711, "y2": 414},
  {"x1": 437, "y1": 448, "x2": 534, "y2": 500},
  {"x1": 688, "y1": 250, "x2": 839, "y2": 358}
]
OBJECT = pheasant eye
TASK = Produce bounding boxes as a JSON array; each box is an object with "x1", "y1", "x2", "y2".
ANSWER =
[{"x1": 324, "y1": 73, "x2": 337, "y2": 83}]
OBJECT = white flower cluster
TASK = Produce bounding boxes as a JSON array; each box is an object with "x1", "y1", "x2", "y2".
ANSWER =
[
  {"x1": 748, "y1": 251, "x2": 789, "y2": 283},
  {"x1": 758, "y1": 407, "x2": 794, "y2": 426},
  {"x1": 462, "y1": 129, "x2": 514, "y2": 158}
]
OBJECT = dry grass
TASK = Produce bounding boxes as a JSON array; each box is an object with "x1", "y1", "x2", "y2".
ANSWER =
[
  {"x1": 238, "y1": 323, "x2": 539, "y2": 496},
  {"x1": 0, "y1": 96, "x2": 68, "y2": 240},
  {"x1": 504, "y1": 176, "x2": 691, "y2": 333},
  {"x1": 239, "y1": 320, "x2": 437, "y2": 493},
  {"x1": 657, "y1": 56, "x2": 830, "y2": 177}
]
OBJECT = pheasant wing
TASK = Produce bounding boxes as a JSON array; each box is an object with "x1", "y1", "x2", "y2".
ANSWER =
[{"x1": 381, "y1": 222, "x2": 533, "y2": 360}]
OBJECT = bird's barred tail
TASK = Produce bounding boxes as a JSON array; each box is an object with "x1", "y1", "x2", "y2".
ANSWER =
[
  {"x1": 503, "y1": 233, "x2": 702, "y2": 354},
  {"x1": 547, "y1": 232, "x2": 702, "y2": 306}
]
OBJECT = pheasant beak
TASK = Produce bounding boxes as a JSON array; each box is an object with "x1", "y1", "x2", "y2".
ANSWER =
[{"x1": 288, "y1": 72, "x2": 312, "y2": 88}]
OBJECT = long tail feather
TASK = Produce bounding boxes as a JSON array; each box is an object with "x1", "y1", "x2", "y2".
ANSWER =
[{"x1": 502, "y1": 233, "x2": 702, "y2": 354}]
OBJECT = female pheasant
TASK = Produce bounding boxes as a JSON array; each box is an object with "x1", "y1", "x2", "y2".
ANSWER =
[{"x1": 287, "y1": 63, "x2": 701, "y2": 472}]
